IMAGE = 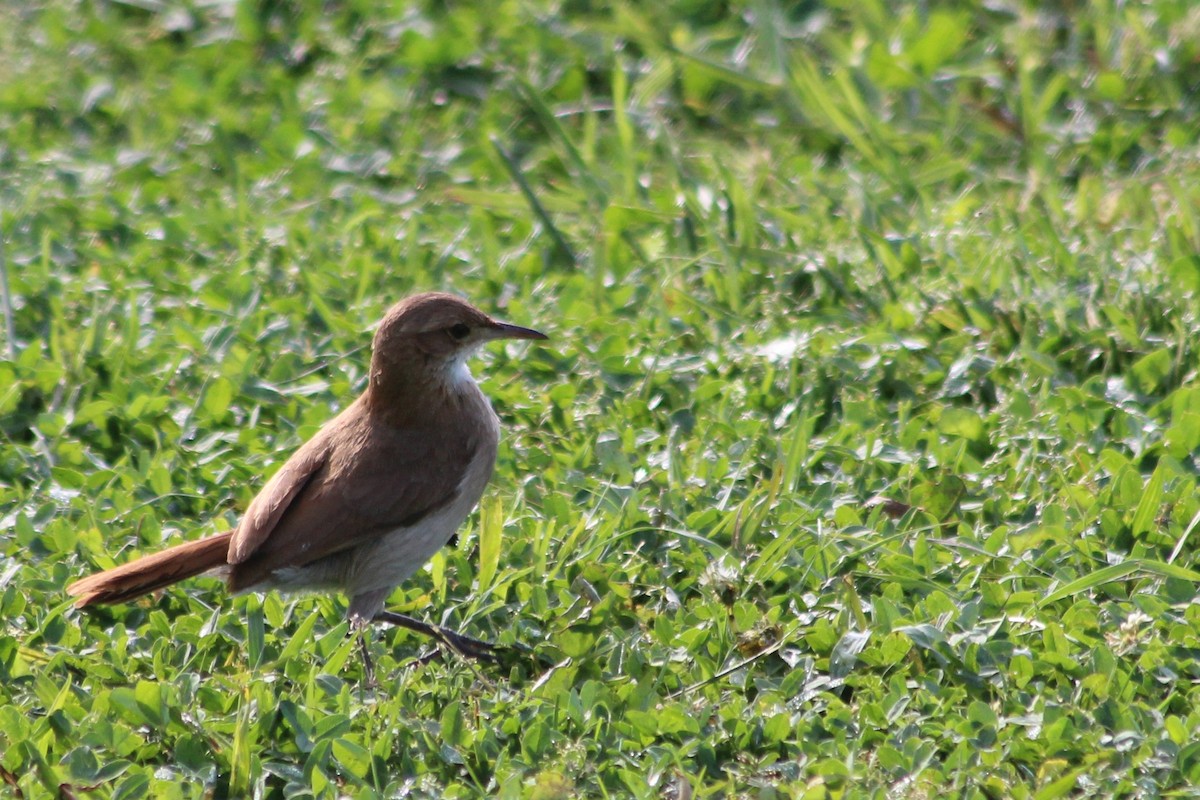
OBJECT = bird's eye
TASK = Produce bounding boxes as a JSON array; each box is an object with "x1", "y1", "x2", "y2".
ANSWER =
[{"x1": 448, "y1": 323, "x2": 471, "y2": 340}]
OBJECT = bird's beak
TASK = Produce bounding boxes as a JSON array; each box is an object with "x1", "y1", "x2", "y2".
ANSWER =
[{"x1": 490, "y1": 320, "x2": 549, "y2": 341}]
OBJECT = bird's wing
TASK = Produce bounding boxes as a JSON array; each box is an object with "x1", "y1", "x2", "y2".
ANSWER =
[
  {"x1": 225, "y1": 400, "x2": 479, "y2": 590},
  {"x1": 227, "y1": 432, "x2": 334, "y2": 564}
]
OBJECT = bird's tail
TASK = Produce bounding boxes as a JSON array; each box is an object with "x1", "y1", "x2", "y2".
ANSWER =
[{"x1": 67, "y1": 532, "x2": 234, "y2": 607}]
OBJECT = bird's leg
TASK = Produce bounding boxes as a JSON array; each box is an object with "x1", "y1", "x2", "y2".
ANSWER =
[
  {"x1": 373, "y1": 610, "x2": 500, "y2": 663},
  {"x1": 347, "y1": 616, "x2": 378, "y2": 685},
  {"x1": 358, "y1": 631, "x2": 377, "y2": 685}
]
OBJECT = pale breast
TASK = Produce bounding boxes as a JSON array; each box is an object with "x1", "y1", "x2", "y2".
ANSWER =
[
  {"x1": 340, "y1": 380, "x2": 500, "y2": 596},
  {"x1": 342, "y1": 427, "x2": 497, "y2": 596},
  {"x1": 250, "y1": 374, "x2": 502, "y2": 616}
]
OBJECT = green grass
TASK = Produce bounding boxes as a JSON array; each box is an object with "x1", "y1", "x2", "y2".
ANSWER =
[{"x1": 4, "y1": 0, "x2": 1200, "y2": 797}]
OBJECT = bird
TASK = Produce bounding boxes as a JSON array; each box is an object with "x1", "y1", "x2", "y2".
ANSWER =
[{"x1": 67, "y1": 291, "x2": 547, "y2": 676}]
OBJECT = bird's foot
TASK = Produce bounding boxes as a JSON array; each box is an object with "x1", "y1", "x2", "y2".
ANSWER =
[{"x1": 373, "y1": 610, "x2": 503, "y2": 664}]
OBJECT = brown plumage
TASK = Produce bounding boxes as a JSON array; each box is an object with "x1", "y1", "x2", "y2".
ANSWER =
[
  {"x1": 67, "y1": 293, "x2": 546, "y2": 661},
  {"x1": 67, "y1": 532, "x2": 234, "y2": 606}
]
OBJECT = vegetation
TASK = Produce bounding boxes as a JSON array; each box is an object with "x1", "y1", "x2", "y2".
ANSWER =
[{"x1": 4, "y1": 0, "x2": 1200, "y2": 796}]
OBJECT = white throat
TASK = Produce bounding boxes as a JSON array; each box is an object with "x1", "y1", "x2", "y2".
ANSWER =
[{"x1": 447, "y1": 354, "x2": 476, "y2": 389}]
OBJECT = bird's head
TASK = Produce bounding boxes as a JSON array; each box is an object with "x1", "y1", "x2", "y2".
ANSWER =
[{"x1": 370, "y1": 292, "x2": 547, "y2": 391}]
